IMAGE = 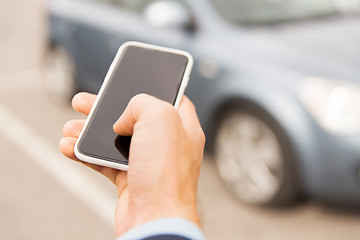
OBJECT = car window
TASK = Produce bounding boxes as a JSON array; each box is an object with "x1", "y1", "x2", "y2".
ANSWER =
[
  {"x1": 88, "y1": 0, "x2": 186, "y2": 13},
  {"x1": 85, "y1": 0, "x2": 147, "y2": 10},
  {"x1": 116, "y1": 0, "x2": 186, "y2": 15},
  {"x1": 115, "y1": 0, "x2": 150, "y2": 13},
  {"x1": 88, "y1": 0, "x2": 118, "y2": 5},
  {"x1": 209, "y1": 0, "x2": 360, "y2": 24}
]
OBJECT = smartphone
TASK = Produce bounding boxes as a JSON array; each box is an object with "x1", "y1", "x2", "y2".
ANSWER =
[{"x1": 74, "y1": 41, "x2": 193, "y2": 171}]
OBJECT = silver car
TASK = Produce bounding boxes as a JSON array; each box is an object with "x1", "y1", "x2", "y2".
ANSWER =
[{"x1": 46, "y1": 0, "x2": 360, "y2": 206}]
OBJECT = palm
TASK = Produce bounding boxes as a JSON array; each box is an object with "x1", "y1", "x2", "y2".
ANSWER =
[{"x1": 114, "y1": 185, "x2": 130, "y2": 234}]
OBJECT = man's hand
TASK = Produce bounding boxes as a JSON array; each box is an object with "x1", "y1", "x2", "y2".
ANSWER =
[{"x1": 59, "y1": 92, "x2": 205, "y2": 236}]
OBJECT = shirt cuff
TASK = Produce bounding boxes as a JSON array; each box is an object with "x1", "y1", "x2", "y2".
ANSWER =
[{"x1": 117, "y1": 218, "x2": 206, "y2": 240}]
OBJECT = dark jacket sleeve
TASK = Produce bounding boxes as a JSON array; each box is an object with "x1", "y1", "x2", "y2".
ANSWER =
[{"x1": 142, "y1": 234, "x2": 191, "y2": 240}]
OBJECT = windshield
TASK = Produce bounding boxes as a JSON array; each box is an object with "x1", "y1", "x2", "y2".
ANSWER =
[{"x1": 209, "y1": 0, "x2": 360, "y2": 24}]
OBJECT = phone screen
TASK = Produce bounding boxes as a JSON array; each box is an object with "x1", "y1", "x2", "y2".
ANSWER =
[{"x1": 77, "y1": 45, "x2": 189, "y2": 165}]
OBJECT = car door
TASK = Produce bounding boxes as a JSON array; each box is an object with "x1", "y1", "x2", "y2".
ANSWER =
[
  {"x1": 65, "y1": 0, "x2": 133, "y2": 92},
  {"x1": 69, "y1": 0, "x2": 193, "y2": 92}
]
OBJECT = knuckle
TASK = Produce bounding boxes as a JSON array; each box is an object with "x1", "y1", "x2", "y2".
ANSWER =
[
  {"x1": 191, "y1": 125, "x2": 206, "y2": 147},
  {"x1": 188, "y1": 100, "x2": 196, "y2": 111},
  {"x1": 155, "y1": 101, "x2": 178, "y2": 117},
  {"x1": 198, "y1": 128, "x2": 206, "y2": 146}
]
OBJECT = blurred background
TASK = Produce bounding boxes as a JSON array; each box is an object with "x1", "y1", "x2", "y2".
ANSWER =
[{"x1": 1, "y1": 0, "x2": 360, "y2": 239}]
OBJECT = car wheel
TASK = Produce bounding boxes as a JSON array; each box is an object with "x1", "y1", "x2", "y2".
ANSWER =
[
  {"x1": 43, "y1": 45, "x2": 77, "y2": 105},
  {"x1": 214, "y1": 106, "x2": 298, "y2": 206}
]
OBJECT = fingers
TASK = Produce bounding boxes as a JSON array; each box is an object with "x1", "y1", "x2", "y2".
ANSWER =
[
  {"x1": 113, "y1": 94, "x2": 203, "y2": 143},
  {"x1": 112, "y1": 96, "x2": 137, "y2": 136},
  {"x1": 61, "y1": 98, "x2": 126, "y2": 185},
  {"x1": 59, "y1": 136, "x2": 121, "y2": 185},
  {"x1": 72, "y1": 92, "x2": 97, "y2": 115},
  {"x1": 59, "y1": 137, "x2": 78, "y2": 161},
  {"x1": 113, "y1": 93, "x2": 174, "y2": 136},
  {"x1": 63, "y1": 119, "x2": 85, "y2": 137}
]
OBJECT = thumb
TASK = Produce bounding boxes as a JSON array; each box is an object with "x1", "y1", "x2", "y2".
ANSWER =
[{"x1": 113, "y1": 93, "x2": 161, "y2": 136}]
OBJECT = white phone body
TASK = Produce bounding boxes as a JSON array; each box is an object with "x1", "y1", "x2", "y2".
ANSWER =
[{"x1": 74, "y1": 41, "x2": 193, "y2": 171}]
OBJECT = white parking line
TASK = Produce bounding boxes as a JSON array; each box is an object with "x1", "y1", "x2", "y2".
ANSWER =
[{"x1": 0, "y1": 103, "x2": 116, "y2": 226}]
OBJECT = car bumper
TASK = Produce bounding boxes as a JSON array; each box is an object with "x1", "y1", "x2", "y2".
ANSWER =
[{"x1": 303, "y1": 132, "x2": 360, "y2": 205}]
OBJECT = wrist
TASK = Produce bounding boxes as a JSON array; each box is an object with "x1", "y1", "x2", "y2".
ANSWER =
[{"x1": 125, "y1": 201, "x2": 201, "y2": 233}]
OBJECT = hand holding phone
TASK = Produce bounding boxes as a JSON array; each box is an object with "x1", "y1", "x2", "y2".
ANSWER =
[
  {"x1": 74, "y1": 42, "x2": 193, "y2": 170},
  {"x1": 61, "y1": 92, "x2": 205, "y2": 235}
]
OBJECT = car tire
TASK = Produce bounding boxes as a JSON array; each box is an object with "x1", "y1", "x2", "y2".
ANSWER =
[
  {"x1": 43, "y1": 45, "x2": 78, "y2": 105},
  {"x1": 213, "y1": 105, "x2": 298, "y2": 206}
]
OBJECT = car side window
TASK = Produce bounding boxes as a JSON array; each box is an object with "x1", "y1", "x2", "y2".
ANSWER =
[
  {"x1": 115, "y1": 0, "x2": 150, "y2": 13},
  {"x1": 88, "y1": 0, "x2": 118, "y2": 5},
  {"x1": 87, "y1": 0, "x2": 183, "y2": 14},
  {"x1": 85, "y1": 0, "x2": 147, "y2": 10},
  {"x1": 116, "y1": 0, "x2": 185, "y2": 14}
]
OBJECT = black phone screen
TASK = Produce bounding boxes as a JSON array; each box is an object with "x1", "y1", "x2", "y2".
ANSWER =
[{"x1": 77, "y1": 45, "x2": 189, "y2": 165}]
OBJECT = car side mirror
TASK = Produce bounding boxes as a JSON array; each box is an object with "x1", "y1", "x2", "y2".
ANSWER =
[{"x1": 144, "y1": 1, "x2": 193, "y2": 30}]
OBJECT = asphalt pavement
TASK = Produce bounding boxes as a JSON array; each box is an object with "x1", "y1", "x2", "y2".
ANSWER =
[{"x1": 1, "y1": 1, "x2": 360, "y2": 240}]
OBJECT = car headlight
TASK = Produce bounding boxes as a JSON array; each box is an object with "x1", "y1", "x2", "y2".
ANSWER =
[{"x1": 297, "y1": 77, "x2": 360, "y2": 135}]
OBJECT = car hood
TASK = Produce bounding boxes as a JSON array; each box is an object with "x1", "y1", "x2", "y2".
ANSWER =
[{"x1": 247, "y1": 15, "x2": 360, "y2": 82}]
